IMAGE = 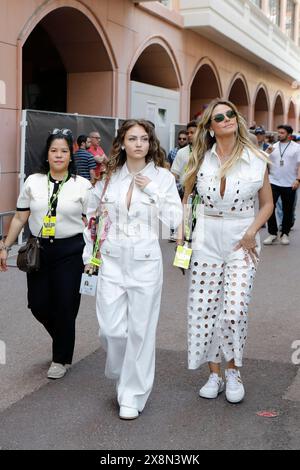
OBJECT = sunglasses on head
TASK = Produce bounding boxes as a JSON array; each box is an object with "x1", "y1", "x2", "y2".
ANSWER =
[
  {"x1": 51, "y1": 128, "x2": 72, "y2": 136},
  {"x1": 212, "y1": 110, "x2": 236, "y2": 123}
]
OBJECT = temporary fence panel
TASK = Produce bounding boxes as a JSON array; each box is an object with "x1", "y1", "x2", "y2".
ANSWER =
[{"x1": 22, "y1": 109, "x2": 118, "y2": 180}]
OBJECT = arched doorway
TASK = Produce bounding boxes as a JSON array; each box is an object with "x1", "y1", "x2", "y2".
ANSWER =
[
  {"x1": 273, "y1": 93, "x2": 285, "y2": 131},
  {"x1": 254, "y1": 86, "x2": 269, "y2": 130},
  {"x1": 130, "y1": 40, "x2": 181, "y2": 150},
  {"x1": 228, "y1": 76, "x2": 249, "y2": 123},
  {"x1": 287, "y1": 100, "x2": 297, "y2": 132},
  {"x1": 22, "y1": 6, "x2": 114, "y2": 116},
  {"x1": 190, "y1": 62, "x2": 222, "y2": 120}
]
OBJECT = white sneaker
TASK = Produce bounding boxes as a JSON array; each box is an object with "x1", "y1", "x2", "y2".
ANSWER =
[
  {"x1": 225, "y1": 369, "x2": 245, "y2": 403},
  {"x1": 47, "y1": 362, "x2": 67, "y2": 379},
  {"x1": 119, "y1": 406, "x2": 139, "y2": 420},
  {"x1": 263, "y1": 235, "x2": 277, "y2": 245},
  {"x1": 199, "y1": 373, "x2": 225, "y2": 399},
  {"x1": 280, "y1": 234, "x2": 290, "y2": 245}
]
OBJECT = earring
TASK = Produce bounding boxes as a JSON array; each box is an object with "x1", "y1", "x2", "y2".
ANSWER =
[
  {"x1": 209, "y1": 129, "x2": 215, "y2": 138},
  {"x1": 121, "y1": 146, "x2": 125, "y2": 150},
  {"x1": 70, "y1": 159, "x2": 72, "y2": 162}
]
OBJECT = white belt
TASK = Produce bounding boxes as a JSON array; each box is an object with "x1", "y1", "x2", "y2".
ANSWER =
[{"x1": 201, "y1": 209, "x2": 255, "y2": 219}]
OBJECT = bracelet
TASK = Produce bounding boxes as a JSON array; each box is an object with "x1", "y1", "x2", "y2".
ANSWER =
[{"x1": 0, "y1": 242, "x2": 11, "y2": 253}]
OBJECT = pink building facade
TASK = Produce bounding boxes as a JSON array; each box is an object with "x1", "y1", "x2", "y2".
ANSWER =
[{"x1": 1, "y1": 0, "x2": 300, "y2": 219}]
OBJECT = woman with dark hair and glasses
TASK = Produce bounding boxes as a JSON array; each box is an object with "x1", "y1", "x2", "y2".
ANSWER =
[
  {"x1": 0, "y1": 129, "x2": 91, "y2": 379},
  {"x1": 179, "y1": 99, "x2": 273, "y2": 403},
  {"x1": 83, "y1": 119, "x2": 182, "y2": 420}
]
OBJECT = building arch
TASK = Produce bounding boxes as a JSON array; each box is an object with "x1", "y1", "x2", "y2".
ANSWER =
[
  {"x1": 287, "y1": 99, "x2": 297, "y2": 132},
  {"x1": 272, "y1": 92, "x2": 285, "y2": 130},
  {"x1": 189, "y1": 58, "x2": 222, "y2": 120},
  {"x1": 18, "y1": 0, "x2": 117, "y2": 115},
  {"x1": 227, "y1": 73, "x2": 250, "y2": 123},
  {"x1": 129, "y1": 36, "x2": 182, "y2": 90},
  {"x1": 253, "y1": 84, "x2": 270, "y2": 130},
  {"x1": 128, "y1": 36, "x2": 182, "y2": 151}
]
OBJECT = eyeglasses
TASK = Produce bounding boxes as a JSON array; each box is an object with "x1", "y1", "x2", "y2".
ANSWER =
[
  {"x1": 178, "y1": 137, "x2": 187, "y2": 141},
  {"x1": 91, "y1": 136, "x2": 101, "y2": 140},
  {"x1": 212, "y1": 110, "x2": 236, "y2": 123},
  {"x1": 51, "y1": 128, "x2": 72, "y2": 136}
]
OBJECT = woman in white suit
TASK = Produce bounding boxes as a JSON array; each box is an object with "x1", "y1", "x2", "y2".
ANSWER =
[{"x1": 83, "y1": 119, "x2": 182, "y2": 420}]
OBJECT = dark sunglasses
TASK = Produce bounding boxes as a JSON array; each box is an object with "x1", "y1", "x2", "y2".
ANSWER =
[
  {"x1": 212, "y1": 110, "x2": 236, "y2": 123},
  {"x1": 178, "y1": 137, "x2": 187, "y2": 141},
  {"x1": 51, "y1": 128, "x2": 72, "y2": 136}
]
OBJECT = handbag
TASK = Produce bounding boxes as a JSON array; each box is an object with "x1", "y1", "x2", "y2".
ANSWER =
[{"x1": 17, "y1": 236, "x2": 41, "y2": 273}]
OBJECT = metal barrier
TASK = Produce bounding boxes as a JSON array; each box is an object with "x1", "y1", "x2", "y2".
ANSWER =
[{"x1": 0, "y1": 211, "x2": 15, "y2": 239}]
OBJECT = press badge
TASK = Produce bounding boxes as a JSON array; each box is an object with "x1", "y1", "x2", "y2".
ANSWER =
[
  {"x1": 42, "y1": 216, "x2": 56, "y2": 237},
  {"x1": 173, "y1": 244, "x2": 192, "y2": 270},
  {"x1": 79, "y1": 273, "x2": 98, "y2": 296}
]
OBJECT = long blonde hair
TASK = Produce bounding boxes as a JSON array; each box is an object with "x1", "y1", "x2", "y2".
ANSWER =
[{"x1": 184, "y1": 99, "x2": 269, "y2": 195}]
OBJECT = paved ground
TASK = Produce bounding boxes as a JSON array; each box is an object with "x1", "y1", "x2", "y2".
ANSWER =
[{"x1": 0, "y1": 220, "x2": 299, "y2": 450}]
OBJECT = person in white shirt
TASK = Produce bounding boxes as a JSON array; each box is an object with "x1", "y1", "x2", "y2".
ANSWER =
[
  {"x1": 263, "y1": 125, "x2": 300, "y2": 246},
  {"x1": 179, "y1": 99, "x2": 273, "y2": 404},
  {"x1": 0, "y1": 129, "x2": 91, "y2": 379},
  {"x1": 83, "y1": 119, "x2": 182, "y2": 420},
  {"x1": 171, "y1": 120, "x2": 198, "y2": 195}
]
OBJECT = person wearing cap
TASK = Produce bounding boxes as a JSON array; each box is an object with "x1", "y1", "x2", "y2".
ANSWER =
[{"x1": 254, "y1": 127, "x2": 269, "y2": 151}]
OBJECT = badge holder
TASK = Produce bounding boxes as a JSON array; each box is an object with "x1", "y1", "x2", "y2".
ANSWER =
[
  {"x1": 79, "y1": 273, "x2": 98, "y2": 296},
  {"x1": 173, "y1": 192, "x2": 195, "y2": 274}
]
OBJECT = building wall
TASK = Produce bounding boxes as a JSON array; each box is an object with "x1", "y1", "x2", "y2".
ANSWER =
[{"x1": 0, "y1": 0, "x2": 300, "y2": 214}]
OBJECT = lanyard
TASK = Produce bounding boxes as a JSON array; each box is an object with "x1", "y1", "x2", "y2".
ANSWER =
[
  {"x1": 47, "y1": 172, "x2": 68, "y2": 214},
  {"x1": 279, "y1": 141, "x2": 291, "y2": 162},
  {"x1": 92, "y1": 216, "x2": 104, "y2": 259}
]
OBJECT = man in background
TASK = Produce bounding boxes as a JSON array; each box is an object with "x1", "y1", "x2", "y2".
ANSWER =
[{"x1": 89, "y1": 131, "x2": 109, "y2": 179}]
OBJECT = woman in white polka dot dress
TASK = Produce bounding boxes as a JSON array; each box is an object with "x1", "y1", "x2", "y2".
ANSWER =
[{"x1": 180, "y1": 99, "x2": 273, "y2": 403}]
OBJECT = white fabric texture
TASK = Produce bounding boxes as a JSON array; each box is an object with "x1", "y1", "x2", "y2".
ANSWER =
[
  {"x1": 268, "y1": 140, "x2": 300, "y2": 187},
  {"x1": 188, "y1": 145, "x2": 266, "y2": 369},
  {"x1": 170, "y1": 145, "x2": 191, "y2": 186},
  {"x1": 83, "y1": 162, "x2": 182, "y2": 411},
  {"x1": 16, "y1": 173, "x2": 92, "y2": 238}
]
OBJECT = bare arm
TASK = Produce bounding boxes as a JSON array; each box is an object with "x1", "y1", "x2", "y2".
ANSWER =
[
  {"x1": 291, "y1": 162, "x2": 300, "y2": 190},
  {"x1": 0, "y1": 211, "x2": 30, "y2": 272}
]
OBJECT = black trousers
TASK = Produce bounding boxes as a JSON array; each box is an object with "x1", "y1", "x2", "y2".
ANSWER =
[
  {"x1": 27, "y1": 234, "x2": 84, "y2": 364},
  {"x1": 267, "y1": 184, "x2": 297, "y2": 236}
]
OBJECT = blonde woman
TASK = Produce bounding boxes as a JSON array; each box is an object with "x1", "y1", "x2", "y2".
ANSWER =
[{"x1": 180, "y1": 99, "x2": 273, "y2": 403}]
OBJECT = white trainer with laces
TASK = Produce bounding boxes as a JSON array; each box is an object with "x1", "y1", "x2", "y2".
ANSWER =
[
  {"x1": 199, "y1": 373, "x2": 225, "y2": 399},
  {"x1": 225, "y1": 369, "x2": 245, "y2": 403},
  {"x1": 263, "y1": 235, "x2": 278, "y2": 245},
  {"x1": 280, "y1": 234, "x2": 290, "y2": 245},
  {"x1": 47, "y1": 362, "x2": 67, "y2": 379}
]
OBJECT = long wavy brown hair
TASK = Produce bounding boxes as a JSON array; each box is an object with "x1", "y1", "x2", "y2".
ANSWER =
[
  {"x1": 184, "y1": 99, "x2": 269, "y2": 195},
  {"x1": 106, "y1": 119, "x2": 167, "y2": 176}
]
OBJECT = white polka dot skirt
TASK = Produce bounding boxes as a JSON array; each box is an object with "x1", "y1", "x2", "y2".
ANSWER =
[{"x1": 188, "y1": 257, "x2": 256, "y2": 369}]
